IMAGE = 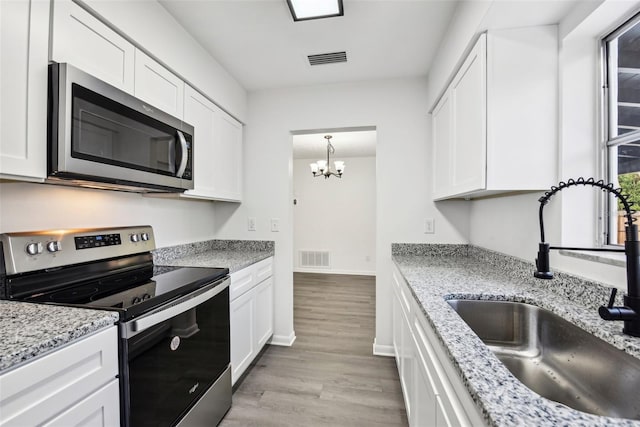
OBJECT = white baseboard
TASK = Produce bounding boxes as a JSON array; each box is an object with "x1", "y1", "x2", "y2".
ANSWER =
[
  {"x1": 373, "y1": 339, "x2": 394, "y2": 357},
  {"x1": 269, "y1": 331, "x2": 296, "y2": 346},
  {"x1": 294, "y1": 268, "x2": 376, "y2": 276}
]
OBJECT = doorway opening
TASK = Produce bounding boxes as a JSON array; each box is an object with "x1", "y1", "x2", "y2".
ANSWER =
[{"x1": 292, "y1": 126, "x2": 377, "y2": 276}]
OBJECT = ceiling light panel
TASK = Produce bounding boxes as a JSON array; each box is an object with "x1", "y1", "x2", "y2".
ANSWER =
[{"x1": 286, "y1": 0, "x2": 343, "y2": 21}]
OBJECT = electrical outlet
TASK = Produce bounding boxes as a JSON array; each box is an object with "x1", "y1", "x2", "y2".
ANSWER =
[
  {"x1": 270, "y1": 218, "x2": 280, "y2": 232},
  {"x1": 425, "y1": 218, "x2": 435, "y2": 234},
  {"x1": 248, "y1": 217, "x2": 256, "y2": 231}
]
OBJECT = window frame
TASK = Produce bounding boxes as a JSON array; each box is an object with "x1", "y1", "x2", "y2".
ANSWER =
[{"x1": 603, "y1": 11, "x2": 640, "y2": 246}]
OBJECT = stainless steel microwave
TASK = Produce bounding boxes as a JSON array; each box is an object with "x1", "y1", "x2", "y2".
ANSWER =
[{"x1": 48, "y1": 63, "x2": 194, "y2": 192}]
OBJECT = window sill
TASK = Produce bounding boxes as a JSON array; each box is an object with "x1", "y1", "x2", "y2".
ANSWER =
[{"x1": 559, "y1": 250, "x2": 625, "y2": 268}]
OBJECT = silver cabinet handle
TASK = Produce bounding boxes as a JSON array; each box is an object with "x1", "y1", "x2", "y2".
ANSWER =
[
  {"x1": 176, "y1": 130, "x2": 189, "y2": 178},
  {"x1": 132, "y1": 279, "x2": 228, "y2": 333}
]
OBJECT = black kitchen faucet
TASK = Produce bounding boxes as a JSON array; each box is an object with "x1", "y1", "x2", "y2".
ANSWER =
[{"x1": 534, "y1": 177, "x2": 640, "y2": 337}]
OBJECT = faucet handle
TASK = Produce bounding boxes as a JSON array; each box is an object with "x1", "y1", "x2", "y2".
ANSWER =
[
  {"x1": 599, "y1": 288, "x2": 636, "y2": 321},
  {"x1": 607, "y1": 288, "x2": 618, "y2": 309}
]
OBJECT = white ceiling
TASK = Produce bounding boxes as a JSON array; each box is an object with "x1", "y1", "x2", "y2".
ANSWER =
[
  {"x1": 293, "y1": 130, "x2": 376, "y2": 159},
  {"x1": 159, "y1": 0, "x2": 459, "y2": 91},
  {"x1": 159, "y1": 0, "x2": 581, "y2": 158}
]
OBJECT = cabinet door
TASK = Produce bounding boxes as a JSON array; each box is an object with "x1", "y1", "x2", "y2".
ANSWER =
[
  {"x1": 0, "y1": 0, "x2": 49, "y2": 181},
  {"x1": 230, "y1": 289, "x2": 255, "y2": 385},
  {"x1": 213, "y1": 111, "x2": 243, "y2": 202},
  {"x1": 450, "y1": 34, "x2": 486, "y2": 195},
  {"x1": 392, "y1": 292, "x2": 402, "y2": 367},
  {"x1": 134, "y1": 49, "x2": 184, "y2": 119},
  {"x1": 399, "y1": 308, "x2": 414, "y2": 423},
  {"x1": 50, "y1": 0, "x2": 135, "y2": 92},
  {"x1": 413, "y1": 334, "x2": 439, "y2": 426},
  {"x1": 432, "y1": 88, "x2": 452, "y2": 200},
  {"x1": 183, "y1": 85, "x2": 218, "y2": 199},
  {"x1": 43, "y1": 380, "x2": 120, "y2": 427},
  {"x1": 255, "y1": 277, "x2": 274, "y2": 349}
]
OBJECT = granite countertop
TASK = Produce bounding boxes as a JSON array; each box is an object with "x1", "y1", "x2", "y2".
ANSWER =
[
  {"x1": 392, "y1": 244, "x2": 640, "y2": 427},
  {"x1": 0, "y1": 301, "x2": 119, "y2": 373},
  {"x1": 153, "y1": 239, "x2": 274, "y2": 273}
]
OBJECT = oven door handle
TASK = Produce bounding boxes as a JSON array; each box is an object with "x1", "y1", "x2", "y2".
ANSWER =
[{"x1": 132, "y1": 278, "x2": 229, "y2": 333}]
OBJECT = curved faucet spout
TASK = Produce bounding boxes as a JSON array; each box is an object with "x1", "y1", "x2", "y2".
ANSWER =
[{"x1": 534, "y1": 177, "x2": 640, "y2": 337}]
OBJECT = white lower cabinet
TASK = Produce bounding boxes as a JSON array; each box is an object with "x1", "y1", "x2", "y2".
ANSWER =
[
  {"x1": 230, "y1": 257, "x2": 274, "y2": 384},
  {"x1": 0, "y1": 326, "x2": 119, "y2": 427},
  {"x1": 230, "y1": 285, "x2": 255, "y2": 382},
  {"x1": 391, "y1": 263, "x2": 485, "y2": 427}
]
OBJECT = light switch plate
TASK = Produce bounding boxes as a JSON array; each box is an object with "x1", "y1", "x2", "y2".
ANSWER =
[
  {"x1": 270, "y1": 218, "x2": 280, "y2": 232},
  {"x1": 425, "y1": 218, "x2": 435, "y2": 234}
]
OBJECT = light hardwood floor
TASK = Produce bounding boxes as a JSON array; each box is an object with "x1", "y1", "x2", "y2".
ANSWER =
[{"x1": 219, "y1": 272, "x2": 408, "y2": 427}]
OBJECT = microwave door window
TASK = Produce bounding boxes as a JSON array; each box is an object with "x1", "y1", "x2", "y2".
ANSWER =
[{"x1": 71, "y1": 85, "x2": 178, "y2": 176}]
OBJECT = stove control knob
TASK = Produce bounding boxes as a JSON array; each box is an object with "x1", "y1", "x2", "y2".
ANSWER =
[
  {"x1": 141, "y1": 232, "x2": 149, "y2": 241},
  {"x1": 47, "y1": 241, "x2": 62, "y2": 253},
  {"x1": 142, "y1": 293, "x2": 151, "y2": 300},
  {"x1": 130, "y1": 234, "x2": 140, "y2": 243},
  {"x1": 26, "y1": 242, "x2": 43, "y2": 256},
  {"x1": 132, "y1": 296, "x2": 141, "y2": 305}
]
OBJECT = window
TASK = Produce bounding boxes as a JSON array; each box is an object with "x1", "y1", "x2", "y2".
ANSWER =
[{"x1": 604, "y1": 13, "x2": 640, "y2": 245}]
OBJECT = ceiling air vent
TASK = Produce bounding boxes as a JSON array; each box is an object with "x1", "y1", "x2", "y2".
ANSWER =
[{"x1": 308, "y1": 51, "x2": 347, "y2": 66}]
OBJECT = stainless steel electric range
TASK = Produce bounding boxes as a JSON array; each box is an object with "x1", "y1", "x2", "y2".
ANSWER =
[{"x1": 0, "y1": 226, "x2": 231, "y2": 427}]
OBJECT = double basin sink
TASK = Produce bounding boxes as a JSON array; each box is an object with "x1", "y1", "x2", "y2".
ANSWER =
[{"x1": 447, "y1": 299, "x2": 640, "y2": 420}]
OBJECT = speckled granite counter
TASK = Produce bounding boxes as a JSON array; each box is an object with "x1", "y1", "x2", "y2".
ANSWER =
[
  {"x1": 392, "y1": 243, "x2": 640, "y2": 427},
  {"x1": 0, "y1": 301, "x2": 118, "y2": 373},
  {"x1": 154, "y1": 239, "x2": 274, "y2": 273}
]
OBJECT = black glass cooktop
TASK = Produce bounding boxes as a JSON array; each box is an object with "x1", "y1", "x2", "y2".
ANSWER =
[{"x1": 22, "y1": 265, "x2": 228, "y2": 321}]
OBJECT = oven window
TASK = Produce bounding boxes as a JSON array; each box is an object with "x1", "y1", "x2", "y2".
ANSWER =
[
  {"x1": 71, "y1": 84, "x2": 191, "y2": 177},
  {"x1": 126, "y1": 287, "x2": 229, "y2": 426}
]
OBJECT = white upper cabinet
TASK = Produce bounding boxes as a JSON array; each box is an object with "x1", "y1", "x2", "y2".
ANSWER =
[
  {"x1": 432, "y1": 26, "x2": 558, "y2": 200},
  {"x1": 50, "y1": 0, "x2": 135, "y2": 93},
  {"x1": 181, "y1": 85, "x2": 243, "y2": 202},
  {"x1": 183, "y1": 85, "x2": 218, "y2": 199},
  {"x1": 213, "y1": 110, "x2": 243, "y2": 202},
  {"x1": 449, "y1": 35, "x2": 487, "y2": 196},
  {"x1": 0, "y1": 0, "x2": 49, "y2": 181},
  {"x1": 134, "y1": 49, "x2": 184, "y2": 119}
]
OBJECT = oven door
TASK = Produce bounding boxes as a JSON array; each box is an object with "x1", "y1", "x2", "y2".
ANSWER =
[
  {"x1": 120, "y1": 278, "x2": 230, "y2": 427},
  {"x1": 48, "y1": 63, "x2": 194, "y2": 192}
]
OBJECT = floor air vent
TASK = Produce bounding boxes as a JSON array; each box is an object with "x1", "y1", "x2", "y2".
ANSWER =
[
  {"x1": 308, "y1": 51, "x2": 347, "y2": 66},
  {"x1": 300, "y1": 251, "x2": 330, "y2": 268}
]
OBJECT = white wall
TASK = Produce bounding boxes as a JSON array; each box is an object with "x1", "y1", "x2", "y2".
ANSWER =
[
  {"x1": 214, "y1": 77, "x2": 470, "y2": 351},
  {"x1": 0, "y1": 182, "x2": 216, "y2": 248},
  {"x1": 79, "y1": 0, "x2": 247, "y2": 122},
  {"x1": 293, "y1": 156, "x2": 376, "y2": 276}
]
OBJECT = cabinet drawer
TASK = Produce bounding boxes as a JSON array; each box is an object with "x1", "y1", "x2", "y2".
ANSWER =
[
  {"x1": 0, "y1": 326, "x2": 118, "y2": 426},
  {"x1": 230, "y1": 266, "x2": 255, "y2": 301},
  {"x1": 254, "y1": 257, "x2": 273, "y2": 283},
  {"x1": 230, "y1": 257, "x2": 273, "y2": 301}
]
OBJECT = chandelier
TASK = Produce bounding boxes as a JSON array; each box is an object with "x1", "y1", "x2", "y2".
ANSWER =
[{"x1": 309, "y1": 135, "x2": 345, "y2": 179}]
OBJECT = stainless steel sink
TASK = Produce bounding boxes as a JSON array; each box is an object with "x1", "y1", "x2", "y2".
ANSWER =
[{"x1": 447, "y1": 299, "x2": 640, "y2": 420}]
